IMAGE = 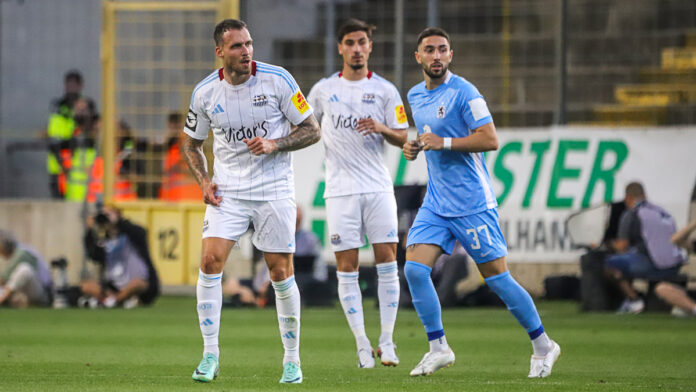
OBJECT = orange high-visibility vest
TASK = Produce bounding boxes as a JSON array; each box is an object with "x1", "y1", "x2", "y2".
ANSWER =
[{"x1": 159, "y1": 143, "x2": 202, "y2": 201}]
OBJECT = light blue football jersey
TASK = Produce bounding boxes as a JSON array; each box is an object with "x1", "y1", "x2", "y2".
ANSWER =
[{"x1": 407, "y1": 72, "x2": 497, "y2": 217}]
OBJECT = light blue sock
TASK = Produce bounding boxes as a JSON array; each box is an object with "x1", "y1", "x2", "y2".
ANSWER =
[
  {"x1": 484, "y1": 270, "x2": 544, "y2": 339},
  {"x1": 404, "y1": 261, "x2": 444, "y2": 341}
]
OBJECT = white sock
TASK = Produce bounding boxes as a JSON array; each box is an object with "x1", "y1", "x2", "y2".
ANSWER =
[
  {"x1": 337, "y1": 271, "x2": 371, "y2": 349},
  {"x1": 691, "y1": 305, "x2": 696, "y2": 315},
  {"x1": 272, "y1": 276, "x2": 301, "y2": 365},
  {"x1": 532, "y1": 332, "x2": 553, "y2": 356},
  {"x1": 197, "y1": 270, "x2": 223, "y2": 358},
  {"x1": 429, "y1": 335, "x2": 450, "y2": 353},
  {"x1": 376, "y1": 261, "x2": 399, "y2": 346}
]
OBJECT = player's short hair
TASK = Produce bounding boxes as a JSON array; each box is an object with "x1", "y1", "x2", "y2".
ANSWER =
[
  {"x1": 0, "y1": 229, "x2": 17, "y2": 255},
  {"x1": 625, "y1": 182, "x2": 645, "y2": 199},
  {"x1": 64, "y1": 70, "x2": 83, "y2": 84},
  {"x1": 416, "y1": 27, "x2": 451, "y2": 50},
  {"x1": 214, "y1": 19, "x2": 247, "y2": 46},
  {"x1": 337, "y1": 18, "x2": 376, "y2": 43},
  {"x1": 167, "y1": 112, "x2": 182, "y2": 124}
]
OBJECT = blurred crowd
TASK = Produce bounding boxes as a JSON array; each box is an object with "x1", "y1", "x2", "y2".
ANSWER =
[{"x1": 45, "y1": 69, "x2": 202, "y2": 203}]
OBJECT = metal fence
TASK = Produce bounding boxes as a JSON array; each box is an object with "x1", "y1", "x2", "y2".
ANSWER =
[{"x1": 1, "y1": 0, "x2": 695, "y2": 200}]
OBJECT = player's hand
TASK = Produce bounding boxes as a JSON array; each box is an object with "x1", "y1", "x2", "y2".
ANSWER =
[
  {"x1": 419, "y1": 133, "x2": 444, "y2": 151},
  {"x1": 356, "y1": 118, "x2": 385, "y2": 136},
  {"x1": 244, "y1": 137, "x2": 278, "y2": 155},
  {"x1": 201, "y1": 179, "x2": 222, "y2": 207},
  {"x1": 403, "y1": 140, "x2": 422, "y2": 160}
]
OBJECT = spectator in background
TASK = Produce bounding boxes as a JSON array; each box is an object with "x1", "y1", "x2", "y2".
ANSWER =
[
  {"x1": 114, "y1": 120, "x2": 138, "y2": 201},
  {"x1": 655, "y1": 217, "x2": 696, "y2": 316},
  {"x1": 432, "y1": 242, "x2": 469, "y2": 307},
  {"x1": 0, "y1": 230, "x2": 51, "y2": 308},
  {"x1": 81, "y1": 205, "x2": 160, "y2": 308},
  {"x1": 294, "y1": 206, "x2": 327, "y2": 285},
  {"x1": 64, "y1": 97, "x2": 101, "y2": 202},
  {"x1": 160, "y1": 112, "x2": 203, "y2": 201},
  {"x1": 46, "y1": 70, "x2": 94, "y2": 199},
  {"x1": 605, "y1": 182, "x2": 685, "y2": 314}
]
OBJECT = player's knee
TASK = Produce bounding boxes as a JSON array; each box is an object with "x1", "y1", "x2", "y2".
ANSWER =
[
  {"x1": 200, "y1": 252, "x2": 224, "y2": 274},
  {"x1": 269, "y1": 266, "x2": 290, "y2": 282},
  {"x1": 404, "y1": 261, "x2": 429, "y2": 285}
]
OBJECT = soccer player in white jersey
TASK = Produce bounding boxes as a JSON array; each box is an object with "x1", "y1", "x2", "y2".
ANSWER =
[
  {"x1": 183, "y1": 19, "x2": 320, "y2": 384},
  {"x1": 307, "y1": 19, "x2": 408, "y2": 369},
  {"x1": 402, "y1": 27, "x2": 560, "y2": 378}
]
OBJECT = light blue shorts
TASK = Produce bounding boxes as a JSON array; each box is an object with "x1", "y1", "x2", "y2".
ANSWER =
[{"x1": 406, "y1": 207, "x2": 508, "y2": 263}]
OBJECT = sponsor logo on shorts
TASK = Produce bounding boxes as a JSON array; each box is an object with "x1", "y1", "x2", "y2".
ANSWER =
[
  {"x1": 387, "y1": 229, "x2": 397, "y2": 238},
  {"x1": 395, "y1": 104, "x2": 407, "y2": 124},
  {"x1": 292, "y1": 91, "x2": 309, "y2": 114},
  {"x1": 288, "y1": 239, "x2": 295, "y2": 248},
  {"x1": 437, "y1": 105, "x2": 446, "y2": 119},
  {"x1": 202, "y1": 219, "x2": 209, "y2": 233},
  {"x1": 331, "y1": 234, "x2": 341, "y2": 245},
  {"x1": 362, "y1": 93, "x2": 375, "y2": 104},
  {"x1": 252, "y1": 94, "x2": 268, "y2": 106}
]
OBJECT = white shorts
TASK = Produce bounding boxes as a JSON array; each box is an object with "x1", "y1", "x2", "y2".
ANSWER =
[
  {"x1": 325, "y1": 192, "x2": 398, "y2": 252},
  {"x1": 203, "y1": 197, "x2": 296, "y2": 253}
]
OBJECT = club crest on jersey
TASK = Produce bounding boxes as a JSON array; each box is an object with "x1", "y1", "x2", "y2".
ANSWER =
[
  {"x1": 292, "y1": 91, "x2": 309, "y2": 114},
  {"x1": 361, "y1": 93, "x2": 375, "y2": 104},
  {"x1": 185, "y1": 109, "x2": 198, "y2": 131},
  {"x1": 252, "y1": 94, "x2": 268, "y2": 107},
  {"x1": 437, "y1": 105, "x2": 446, "y2": 119}
]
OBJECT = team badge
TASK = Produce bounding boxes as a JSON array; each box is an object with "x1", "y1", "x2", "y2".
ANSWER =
[
  {"x1": 252, "y1": 94, "x2": 268, "y2": 107},
  {"x1": 395, "y1": 105, "x2": 407, "y2": 124},
  {"x1": 437, "y1": 105, "x2": 446, "y2": 119},
  {"x1": 202, "y1": 219, "x2": 209, "y2": 233},
  {"x1": 361, "y1": 93, "x2": 375, "y2": 104},
  {"x1": 331, "y1": 234, "x2": 341, "y2": 245},
  {"x1": 185, "y1": 109, "x2": 198, "y2": 131},
  {"x1": 291, "y1": 91, "x2": 309, "y2": 114}
]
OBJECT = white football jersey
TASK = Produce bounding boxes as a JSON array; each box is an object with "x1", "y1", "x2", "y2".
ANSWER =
[
  {"x1": 185, "y1": 61, "x2": 313, "y2": 201},
  {"x1": 308, "y1": 72, "x2": 408, "y2": 198}
]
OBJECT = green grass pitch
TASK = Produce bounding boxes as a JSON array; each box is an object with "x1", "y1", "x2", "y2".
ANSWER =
[{"x1": 1, "y1": 297, "x2": 695, "y2": 391}]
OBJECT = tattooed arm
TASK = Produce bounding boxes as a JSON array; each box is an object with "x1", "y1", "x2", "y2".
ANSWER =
[
  {"x1": 182, "y1": 135, "x2": 221, "y2": 206},
  {"x1": 244, "y1": 114, "x2": 321, "y2": 155}
]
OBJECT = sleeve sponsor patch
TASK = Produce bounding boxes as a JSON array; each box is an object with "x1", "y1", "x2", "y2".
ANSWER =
[
  {"x1": 292, "y1": 91, "x2": 309, "y2": 115},
  {"x1": 395, "y1": 104, "x2": 407, "y2": 124},
  {"x1": 185, "y1": 109, "x2": 198, "y2": 131},
  {"x1": 468, "y1": 97, "x2": 491, "y2": 121}
]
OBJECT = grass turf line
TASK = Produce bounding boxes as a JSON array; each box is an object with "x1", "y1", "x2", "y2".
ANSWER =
[{"x1": 1, "y1": 297, "x2": 695, "y2": 391}]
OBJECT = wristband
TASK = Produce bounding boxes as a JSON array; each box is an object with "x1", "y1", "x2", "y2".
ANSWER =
[{"x1": 443, "y1": 137, "x2": 452, "y2": 150}]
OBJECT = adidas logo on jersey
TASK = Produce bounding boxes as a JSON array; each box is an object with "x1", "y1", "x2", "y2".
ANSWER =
[
  {"x1": 212, "y1": 104, "x2": 225, "y2": 115},
  {"x1": 361, "y1": 93, "x2": 375, "y2": 104},
  {"x1": 329, "y1": 94, "x2": 339, "y2": 102},
  {"x1": 252, "y1": 94, "x2": 268, "y2": 106}
]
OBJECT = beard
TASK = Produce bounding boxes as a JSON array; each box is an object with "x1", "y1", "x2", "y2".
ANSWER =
[
  {"x1": 349, "y1": 63, "x2": 365, "y2": 71},
  {"x1": 423, "y1": 63, "x2": 448, "y2": 79}
]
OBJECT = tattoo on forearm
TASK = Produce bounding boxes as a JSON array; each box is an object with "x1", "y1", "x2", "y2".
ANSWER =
[
  {"x1": 275, "y1": 115, "x2": 321, "y2": 152},
  {"x1": 182, "y1": 137, "x2": 209, "y2": 186}
]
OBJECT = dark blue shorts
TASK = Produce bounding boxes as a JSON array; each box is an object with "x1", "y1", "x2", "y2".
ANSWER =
[
  {"x1": 406, "y1": 207, "x2": 508, "y2": 263},
  {"x1": 605, "y1": 251, "x2": 681, "y2": 279}
]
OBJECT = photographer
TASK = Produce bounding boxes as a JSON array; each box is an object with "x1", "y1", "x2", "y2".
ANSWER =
[
  {"x1": 0, "y1": 230, "x2": 51, "y2": 308},
  {"x1": 81, "y1": 205, "x2": 160, "y2": 308}
]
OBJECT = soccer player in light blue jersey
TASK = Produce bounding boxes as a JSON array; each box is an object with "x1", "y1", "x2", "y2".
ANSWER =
[{"x1": 402, "y1": 27, "x2": 561, "y2": 378}]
